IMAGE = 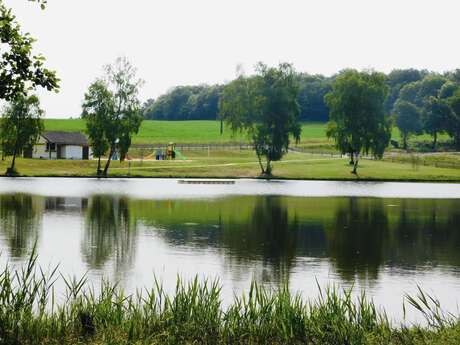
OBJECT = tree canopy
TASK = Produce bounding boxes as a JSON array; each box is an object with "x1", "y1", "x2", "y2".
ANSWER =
[
  {"x1": 0, "y1": 94, "x2": 44, "y2": 175},
  {"x1": 393, "y1": 100, "x2": 422, "y2": 149},
  {"x1": 219, "y1": 62, "x2": 301, "y2": 175},
  {"x1": 82, "y1": 57, "x2": 143, "y2": 176},
  {"x1": 0, "y1": 1, "x2": 58, "y2": 101},
  {"x1": 325, "y1": 69, "x2": 391, "y2": 174}
]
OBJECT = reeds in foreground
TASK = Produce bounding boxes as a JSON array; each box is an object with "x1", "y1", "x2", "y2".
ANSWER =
[{"x1": 0, "y1": 250, "x2": 459, "y2": 345}]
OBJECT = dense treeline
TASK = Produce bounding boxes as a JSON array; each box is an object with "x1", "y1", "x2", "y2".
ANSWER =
[
  {"x1": 142, "y1": 85, "x2": 223, "y2": 121},
  {"x1": 142, "y1": 74, "x2": 333, "y2": 122},
  {"x1": 142, "y1": 69, "x2": 460, "y2": 126}
]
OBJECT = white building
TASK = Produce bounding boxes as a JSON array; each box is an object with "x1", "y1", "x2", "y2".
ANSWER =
[{"x1": 29, "y1": 131, "x2": 92, "y2": 160}]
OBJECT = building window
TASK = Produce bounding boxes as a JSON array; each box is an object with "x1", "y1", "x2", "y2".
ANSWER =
[{"x1": 46, "y1": 143, "x2": 56, "y2": 152}]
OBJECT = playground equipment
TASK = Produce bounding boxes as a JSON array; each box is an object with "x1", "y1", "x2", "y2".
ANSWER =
[
  {"x1": 149, "y1": 142, "x2": 186, "y2": 161},
  {"x1": 166, "y1": 142, "x2": 175, "y2": 160}
]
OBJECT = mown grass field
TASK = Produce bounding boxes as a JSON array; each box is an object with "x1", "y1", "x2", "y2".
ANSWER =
[
  {"x1": 44, "y1": 119, "x2": 329, "y2": 144},
  {"x1": 44, "y1": 119, "x2": 452, "y2": 145},
  {"x1": 2, "y1": 150, "x2": 460, "y2": 181}
]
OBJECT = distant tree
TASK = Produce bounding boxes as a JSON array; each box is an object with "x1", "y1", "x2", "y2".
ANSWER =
[
  {"x1": 143, "y1": 84, "x2": 223, "y2": 121},
  {"x1": 325, "y1": 69, "x2": 391, "y2": 174},
  {"x1": 393, "y1": 100, "x2": 422, "y2": 149},
  {"x1": 0, "y1": 1, "x2": 59, "y2": 101},
  {"x1": 297, "y1": 74, "x2": 332, "y2": 121},
  {"x1": 398, "y1": 75, "x2": 446, "y2": 108},
  {"x1": 446, "y1": 89, "x2": 460, "y2": 148},
  {"x1": 385, "y1": 69, "x2": 426, "y2": 113},
  {"x1": 423, "y1": 97, "x2": 452, "y2": 149},
  {"x1": 439, "y1": 81, "x2": 459, "y2": 99},
  {"x1": 0, "y1": 94, "x2": 43, "y2": 175},
  {"x1": 101, "y1": 57, "x2": 143, "y2": 176},
  {"x1": 220, "y1": 63, "x2": 301, "y2": 176},
  {"x1": 81, "y1": 80, "x2": 112, "y2": 175}
]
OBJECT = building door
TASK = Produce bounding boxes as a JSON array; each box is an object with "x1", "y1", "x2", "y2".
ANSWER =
[{"x1": 82, "y1": 146, "x2": 89, "y2": 160}]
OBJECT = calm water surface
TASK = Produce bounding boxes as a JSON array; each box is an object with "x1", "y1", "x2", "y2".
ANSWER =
[{"x1": 1, "y1": 178, "x2": 460, "y2": 323}]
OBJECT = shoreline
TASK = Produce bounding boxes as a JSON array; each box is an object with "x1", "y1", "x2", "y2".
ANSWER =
[{"x1": 2, "y1": 174, "x2": 460, "y2": 183}]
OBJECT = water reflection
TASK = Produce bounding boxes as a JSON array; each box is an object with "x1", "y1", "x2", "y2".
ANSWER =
[
  {"x1": 82, "y1": 196, "x2": 137, "y2": 272},
  {"x1": 0, "y1": 194, "x2": 42, "y2": 258},
  {"x1": 325, "y1": 197, "x2": 388, "y2": 281},
  {"x1": 145, "y1": 196, "x2": 460, "y2": 283},
  {"x1": 0, "y1": 193, "x2": 459, "y2": 287}
]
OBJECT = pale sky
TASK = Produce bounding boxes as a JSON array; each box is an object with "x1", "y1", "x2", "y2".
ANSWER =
[{"x1": 4, "y1": 0, "x2": 460, "y2": 118}]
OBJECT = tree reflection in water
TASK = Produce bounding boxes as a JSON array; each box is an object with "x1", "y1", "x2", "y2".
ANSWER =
[
  {"x1": 0, "y1": 191, "x2": 459, "y2": 288},
  {"x1": 146, "y1": 196, "x2": 460, "y2": 285},
  {"x1": 82, "y1": 196, "x2": 137, "y2": 273},
  {"x1": 325, "y1": 197, "x2": 388, "y2": 282},
  {"x1": 0, "y1": 194, "x2": 42, "y2": 258}
]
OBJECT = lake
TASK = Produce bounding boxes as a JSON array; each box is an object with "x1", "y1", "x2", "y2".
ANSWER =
[{"x1": 0, "y1": 177, "x2": 460, "y2": 323}]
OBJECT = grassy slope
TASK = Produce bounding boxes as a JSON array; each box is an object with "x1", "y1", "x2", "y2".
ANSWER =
[
  {"x1": 43, "y1": 119, "x2": 329, "y2": 144},
  {"x1": 43, "y1": 119, "x2": 451, "y2": 145},
  {"x1": 2, "y1": 151, "x2": 460, "y2": 181}
]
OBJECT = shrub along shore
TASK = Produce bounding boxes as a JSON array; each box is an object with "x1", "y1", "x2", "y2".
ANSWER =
[{"x1": 1, "y1": 252, "x2": 459, "y2": 345}]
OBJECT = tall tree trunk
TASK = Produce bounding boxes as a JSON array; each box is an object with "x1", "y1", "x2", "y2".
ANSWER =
[
  {"x1": 220, "y1": 118, "x2": 223, "y2": 135},
  {"x1": 265, "y1": 160, "x2": 272, "y2": 177},
  {"x1": 97, "y1": 156, "x2": 102, "y2": 176},
  {"x1": 10, "y1": 147, "x2": 17, "y2": 171},
  {"x1": 351, "y1": 152, "x2": 359, "y2": 174},
  {"x1": 403, "y1": 134, "x2": 408, "y2": 150},
  {"x1": 349, "y1": 150, "x2": 354, "y2": 165},
  {"x1": 103, "y1": 147, "x2": 114, "y2": 177},
  {"x1": 256, "y1": 153, "x2": 265, "y2": 175},
  {"x1": 432, "y1": 132, "x2": 437, "y2": 150}
]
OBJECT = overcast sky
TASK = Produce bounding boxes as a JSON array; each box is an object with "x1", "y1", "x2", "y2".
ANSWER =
[{"x1": 4, "y1": 0, "x2": 460, "y2": 118}]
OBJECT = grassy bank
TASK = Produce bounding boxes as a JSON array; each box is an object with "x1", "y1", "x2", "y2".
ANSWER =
[
  {"x1": 1, "y1": 252, "x2": 459, "y2": 345},
  {"x1": 1, "y1": 150, "x2": 460, "y2": 181}
]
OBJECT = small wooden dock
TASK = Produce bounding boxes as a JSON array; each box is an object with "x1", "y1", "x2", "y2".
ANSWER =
[{"x1": 178, "y1": 180, "x2": 235, "y2": 185}]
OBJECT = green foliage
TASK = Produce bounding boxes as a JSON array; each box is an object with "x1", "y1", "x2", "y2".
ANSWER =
[
  {"x1": 82, "y1": 57, "x2": 143, "y2": 176},
  {"x1": 423, "y1": 97, "x2": 452, "y2": 149},
  {"x1": 0, "y1": 94, "x2": 43, "y2": 174},
  {"x1": 0, "y1": 1, "x2": 58, "y2": 100},
  {"x1": 143, "y1": 84, "x2": 223, "y2": 120},
  {"x1": 398, "y1": 75, "x2": 447, "y2": 108},
  {"x1": 325, "y1": 69, "x2": 391, "y2": 173},
  {"x1": 393, "y1": 100, "x2": 422, "y2": 149},
  {"x1": 385, "y1": 69, "x2": 426, "y2": 113},
  {"x1": 446, "y1": 89, "x2": 460, "y2": 147},
  {"x1": 220, "y1": 63, "x2": 301, "y2": 175},
  {"x1": 81, "y1": 80, "x2": 112, "y2": 174},
  {"x1": 297, "y1": 73, "x2": 332, "y2": 121}
]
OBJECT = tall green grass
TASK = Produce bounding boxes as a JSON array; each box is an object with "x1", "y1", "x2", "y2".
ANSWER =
[{"x1": 0, "y1": 249, "x2": 459, "y2": 344}]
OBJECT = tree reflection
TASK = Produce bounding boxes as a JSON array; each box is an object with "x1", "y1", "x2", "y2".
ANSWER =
[
  {"x1": 82, "y1": 196, "x2": 137, "y2": 272},
  {"x1": 124, "y1": 195, "x2": 460, "y2": 285},
  {"x1": 0, "y1": 194, "x2": 42, "y2": 258},
  {"x1": 325, "y1": 197, "x2": 388, "y2": 282}
]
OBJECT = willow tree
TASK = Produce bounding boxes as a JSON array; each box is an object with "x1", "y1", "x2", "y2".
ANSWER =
[
  {"x1": 219, "y1": 63, "x2": 301, "y2": 176},
  {"x1": 325, "y1": 70, "x2": 391, "y2": 174},
  {"x1": 82, "y1": 57, "x2": 143, "y2": 177}
]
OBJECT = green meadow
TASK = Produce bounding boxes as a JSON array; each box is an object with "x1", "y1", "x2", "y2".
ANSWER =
[
  {"x1": 43, "y1": 119, "x2": 452, "y2": 149},
  {"x1": 42, "y1": 119, "x2": 332, "y2": 145},
  {"x1": 2, "y1": 150, "x2": 460, "y2": 181}
]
